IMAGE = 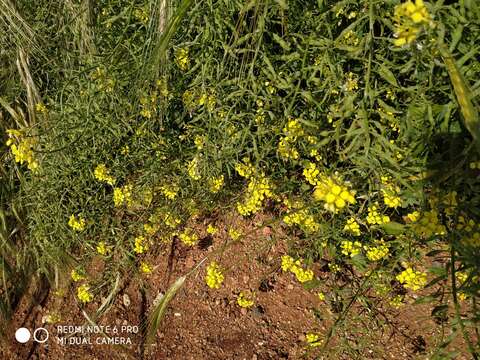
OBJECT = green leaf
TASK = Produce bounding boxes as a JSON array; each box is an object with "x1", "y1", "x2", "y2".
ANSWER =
[{"x1": 380, "y1": 221, "x2": 405, "y2": 235}]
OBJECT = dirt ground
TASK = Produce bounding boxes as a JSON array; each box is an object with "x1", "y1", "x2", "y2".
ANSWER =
[{"x1": 0, "y1": 211, "x2": 473, "y2": 359}]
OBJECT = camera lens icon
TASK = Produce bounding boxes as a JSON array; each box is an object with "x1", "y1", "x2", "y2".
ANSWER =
[
  {"x1": 34, "y1": 328, "x2": 49, "y2": 343},
  {"x1": 15, "y1": 327, "x2": 49, "y2": 343}
]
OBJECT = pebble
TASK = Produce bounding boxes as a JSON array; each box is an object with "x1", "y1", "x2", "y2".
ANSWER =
[
  {"x1": 123, "y1": 294, "x2": 131, "y2": 307},
  {"x1": 174, "y1": 312, "x2": 181, "y2": 317}
]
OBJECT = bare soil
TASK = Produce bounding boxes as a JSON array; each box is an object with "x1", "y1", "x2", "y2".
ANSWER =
[{"x1": 0, "y1": 212, "x2": 472, "y2": 359}]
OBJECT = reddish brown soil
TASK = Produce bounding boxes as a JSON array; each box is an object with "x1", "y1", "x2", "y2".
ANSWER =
[{"x1": 0, "y1": 212, "x2": 473, "y2": 359}]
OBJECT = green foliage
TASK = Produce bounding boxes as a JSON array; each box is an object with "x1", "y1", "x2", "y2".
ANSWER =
[{"x1": 1, "y1": 0, "x2": 480, "y2": 356}]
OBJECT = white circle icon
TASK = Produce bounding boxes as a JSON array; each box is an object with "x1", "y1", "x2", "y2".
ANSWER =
[
  {"x1": 15, "y1": 328, "x2": 31, "y2": 343},
  {"x1": 33, "y1": 327, "x2": 49, "y2": 343}
]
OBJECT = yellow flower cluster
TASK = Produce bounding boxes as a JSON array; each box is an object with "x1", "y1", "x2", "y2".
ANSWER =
[
  {"x1": 235, "y1": 158, "x2": 255, "y2": 179},
  {"x1": 344, "y1": 218, "x2": 361, "y2": 236},
  {"x1": 303, "y1": 161, "x2": 320, "y2": 186},
  {"x1": 469, "y1": 161, "x2": 480, "y2": 169},
  {"x1": 313, "y1": 175, "x2": 356, "y2": 213},
  {"x1": 187, "y1": 156, "x2": 201, "y2": 180},
  {"x1": 281, "y1": 255, "x2": 314, "y2": 283},
  {"x1": 133, "y1": 235, "x2": 148, "y2": 254},
  {"x1": 175, "y1": 48, "x2": 190, "y2": 71},
  {"x1": 406, "y1": 210, "x2": 420, "y2": 222},
  {"x1": 342, "y1": 30, "x2": 360, "y2": 46},
  {"x1": 139, "y1": 91, "x2": 158, "y2": 119},
  {"x1": 140, "y1": 262, "x2": 153, "y2": 274},
  {"x1": 364, "y1": 240, "x2": 390, "y2": 261},
  {"x1": 237, "y1": 292, "x2": 254, "y2": 308},
  {"x1": 183, "y1": 88, "x2": 216, "y2": 112},
  {"x1": 179, "y1": 228, "x2": 198, "y2": 246},
  {"x1": 113, "y1": 184, "x2": 133, "y2": 207},
  {"x1": 208, "y1": 175, "x2": 224, "y2": 193},
  {"x1": 6, "y1": 129, "x2": 39, "y2": 171},
  {"x1": 133, "y1": 7, "x2": 149, "y2": 24},
  {"x1": 237, "y1": 175, "x2": 274, "y2": 216},
  {"x1": 456, "y1": 215, "x2": 476, "y2": 232},
  {"x1": 366, "y1": 203, "x2": 390, "y2": 225},
  {"x1": 35, "y1": 103, "x2": 47, "y2": 113},
  {"x1": 412, "y1": 210, "x2": 446, "y2": 238},
  {"x1": 68, "y1": 214, "x2": 86, "y2": 231},
  {"x1": 283, "y1": 209, "x2": 319, "y2": 233},
  {"x1": 228, "y1": 228, "x2": 242, "y2": 240},
  {"x1": 90, "y1": 67, "x2": 115, "y2": 92},
  {"x1": 77, "y1": 284, "x2": 93, "y2": 303},
  {"x1": 389, "y1": 295, "x2": 404, "y2": 309},
  {"x1": 160, "y1": 183, "x2": 179, "y2": 200},
  {"x1": 305, "y1": 333, "x2": 323, "y2": 348},
  {"x1": 343, "y1": 72, "x2": 358, "y2": 92},
  {"x1": 205, "y1": 261, "x2": 224, "y2": 289},
  {"x1": 71, "y1": 269, "x2": 85, "y2": 282},
  {"x1": 341, "y1": 240, "x2": 362, "y2": 257},
  {"x1": 393, "y1": 0, "x2": 431, "y2": 46},
  {"x1": 381, "y1": 176, "x2": 401, "y2": 208},
  {"x1": 277, "y1": 119, "x2": 304, "y2": 160},
  {"x1": 396, "y1": 267, "x2": 427, "y2": 291},
  {"x1": 164, "y1": 212, "x2": 182, "y2": 228},
  {"x1": 96, "y1": 241, "x2": 109, "y2": 256},
  {"x1": 207, "y1": 224, "x2": 218, "y2": 235}
]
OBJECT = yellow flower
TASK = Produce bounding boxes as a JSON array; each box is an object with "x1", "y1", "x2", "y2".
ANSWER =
[
  {"x1": 303, "y1": 161, "x2": 321, "y2": 186},
  {"x1": 68, "y1": 214, "x2": 86, "y2": 231},
  {"x1": 237, "y1": 292, "x2": 255, "y2": 308},
  {"x1": 94, "y1": 164, "x2": 116, "y2": 185},
  {"x1": 77, "y1": 284, "x2": 93, "y2": 303},
  {"x1": 35, "y1": 103, "x2": 47, "y2": 113},
  {"x1": 366, "y1": 203, "x2": 390, "y2": 225},
  {"x1": 313, "y1": 174, "x2": 356, "y2": 213},
  {"x1": 412, "y1": 210, "x2": 446, "y2": 238},
  {"x1": 187, "y1": 156, "x2": 201, "y2": 180},
  {"x1": 206, "y1": 224, "x2": 218, "y2": 235},
  {"x1": 344, "y1": 218, "x2": 361, "y2": 236},
  {"x1": 160, "y1": 183, "x2": 179, "y2": 200},
  {"x1": 179, "y1": 228, "x2": 198, "y2": 246},
  {"x1": 228, "y1": 228, "x2": 242, "y2": 240},
  {"x1": 133, "y1": 235, "x2": 148, "y2": 254},
  {"x1": 237, "y1": 175, "x2": 274, "y2": 216},
  {"x1": 6, "y1": 130, "x2": 39, "y2": 171},
  {"x1": 283, "y1": 209, "x2": 319, "y2": 233},
  {"x1": 364, "y1": 240, "x2": 390, "y2": 261},
  {"x1": 208, "y1": 175, "x2": 224, "y2": 193},
  {"x1": 396, "y1": 267, "x2": 427, "y2": 291},
  {"x1": 284, "y1": 259, "x2": 314, "y2": 283},
  {"x1": 140, "y1": 262, "x2": 153, "y2": 274},
  {"x1": 341, "y1": 240, "x2": 362, "y2": 257},
  {"x1": 305, "y1": 333, "x2": 323, "y2": 347},
  {"x1": 205, "y1": 261, "x2": 224, "y2": 289},
  {"x1": 235, "y1": 158, "x2": 255, "y2": 178},
  {"x1": 96, "y1": 241, "x2": 109, "y2": 256},
  {"x1": 175, "y1": 48, "x2": 190, "y2": 71},
  {"x1": 317, "y1": 292, "x2": 325, "y2": 301},
  {"x1": 71, "y1": 269, "x2": 85, "y2": 282},
  {"x1": 281, "y1": 255, "x2": 295, "y2": 272},
  {"x1": 406, "y1": 211, "x2": 420, "y2": 222},
  {"x1": 393, "y1": 0, "x2": 431, "y2": 46}
]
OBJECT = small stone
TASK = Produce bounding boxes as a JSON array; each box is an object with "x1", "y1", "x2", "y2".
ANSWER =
[
  {"x1": 123, "y1": 294, "x2": 131, "y2": 307},
  {"x1": 240, "y1": 308, "x2": 248, "y2": 315},
  {"x1": 287, "y1": 284, "x2": 294, "y2": 290},
  {"x1": 174, "y1": 312, "x2": 181, "y2": 317},
  {"x1": 262, "y1": 227, "x2": 272, "y2": 236}
]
